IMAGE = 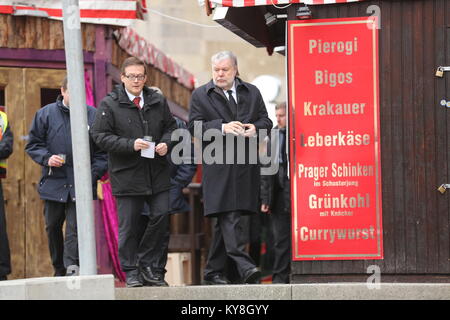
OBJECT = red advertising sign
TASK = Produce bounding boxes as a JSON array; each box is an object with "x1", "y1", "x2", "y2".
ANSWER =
[{"x1": 288, "y1": 17, "x2": 383, "y2": 260}]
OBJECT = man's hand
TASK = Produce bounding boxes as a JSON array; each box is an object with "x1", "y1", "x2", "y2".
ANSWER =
[
  {"x1": 48, "y1": 155, "x2": 64, "y2": 167},
  {"x1": 155, "y1": 143, "x2": 168, "y2": 156},
  {"x1": 243, "y1": 123, "x2": 256, "y2": 137},
  {"x1": 223, "y1": 121, "x2": 245, "y2": 136},
  {"x1": 261, "y1": 204, "x2": 271, "y2": 214},
  {"x1": 134, "y1": 138, "x2": 150, "y2": 151}
]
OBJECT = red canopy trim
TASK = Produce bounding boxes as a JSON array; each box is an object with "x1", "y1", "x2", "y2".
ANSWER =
[
  {"x1": 114, "y1": 27, "x2": 196, "y2": 90},
  {"x1": 208, "y1": 0, "x2": 366, "y2": 7},
  {"x1": 0, "y1": 0, "x2": 147, "y2": 26}
]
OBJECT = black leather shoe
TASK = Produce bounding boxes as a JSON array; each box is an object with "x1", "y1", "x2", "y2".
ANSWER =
[
  {"x1": 154, "y1": 272, "x2": 169, "y2": 287},
  {"x1": 243, "y1": 268, "x2": 261, "y2": 284},
  {"x1": 126, "y1": 270, "x2": 143, "y2": 288},
  {"x1": 0, "y1": 275, "x2": 7, "y2": 281},
  {"x1": 140, "y1": 267, "x2": 168, "y2": 286},
  {"x1": 202, "y1": 274, "x2": 231, "y2": 285}
]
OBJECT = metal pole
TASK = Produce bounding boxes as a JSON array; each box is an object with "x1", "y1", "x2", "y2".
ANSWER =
[{"x1": 62, "y1": 0, "x2": 97, "y2": 275}]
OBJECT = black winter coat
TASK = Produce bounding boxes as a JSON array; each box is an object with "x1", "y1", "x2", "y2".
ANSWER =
[
  {"x1": 260, "y1": 127, "x2": 291, "y2": 213},
  {"x1": 25, "y1": 96, "x2": 108, "y2": 202},
  {"x1": 168, "y1": 117, "x2": 197, "y2": 213},
  {"x1": 188, "y1": 78, "x2": 273, "y2": 216},
  {"x1": 91, "y1": 84, "x2": 177, "y2": 196}
]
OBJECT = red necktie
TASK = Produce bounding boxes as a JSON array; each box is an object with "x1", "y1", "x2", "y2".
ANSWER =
[{"x1": 133, "y1": 97, "x2": 141, "y2": 109}]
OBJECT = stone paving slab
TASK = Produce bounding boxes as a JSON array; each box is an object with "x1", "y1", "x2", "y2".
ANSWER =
[
  {"x1": 291, "y1": 283, "x2": 450, "y2": 300},
  {"x1": 116, "y1": 283, "x2": 450, "y2": 300},
  {"x1": 116, "y1": 284, "x2": 292, "y2": 300},
  {"x1": 0, "y1": 275, "x2": 115, "y2": 300}
]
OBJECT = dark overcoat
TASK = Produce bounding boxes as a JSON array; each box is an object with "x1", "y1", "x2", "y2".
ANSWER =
[
  {"x1": 25, "y1": 96, "x2": 108, "y2": 202},
  {"x1": 91, "y1": 84, "x2": 177, "y2": 196},
  {"x1": 168, "y1": 117, "x2": 197, "y2": 214},
  {"x1": 260, "y1": 126, "x2": 291, "y2": 213},
  {"x1": 188, "y1": 78, "x2": 272, "y2": 216}
]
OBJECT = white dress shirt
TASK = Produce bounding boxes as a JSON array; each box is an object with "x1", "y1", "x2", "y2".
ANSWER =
[{"x1": 125, "y1": 88, "x2": 144, "y2": 109}]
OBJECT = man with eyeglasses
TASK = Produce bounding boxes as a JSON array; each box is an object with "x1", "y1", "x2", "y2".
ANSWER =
[{"x1": 92, "y1": 57, "x2": 177, "y2": 288}]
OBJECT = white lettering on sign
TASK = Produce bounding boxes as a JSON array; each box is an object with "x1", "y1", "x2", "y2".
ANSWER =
[{"x1": 309, "y1": 37, "x2": 358, "y2": 55}]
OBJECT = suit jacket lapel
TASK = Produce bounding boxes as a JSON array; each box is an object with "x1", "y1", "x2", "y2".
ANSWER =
[
  {"x1": 236, "y1": 88, "x2": 250, "y2": 122},
  {"x1": 207, "y1": 87, "x2": 233, "y2": 122}
]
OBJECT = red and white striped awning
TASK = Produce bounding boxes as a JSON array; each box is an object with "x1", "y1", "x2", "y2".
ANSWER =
[
  {"x1": 208, "y1": 0, "x2": 366, "y2": 6},
  {"x1": 0, "y1": 0, "x2": 147, "y2": 26}
]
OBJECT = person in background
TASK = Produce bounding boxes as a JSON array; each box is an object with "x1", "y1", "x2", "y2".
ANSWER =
[
  {"x1": 260, "y1": 102, "x2": 291, "y2": 284},
  {"x1": 139, "y1": 116, "x2": 197, "y2": 286},
  {"x1": 189, "y1": 50, "x2": 272, "y2": 285},
  {"x1": 25, "y1": 77, "x2": 108, "y2": 277},
  {"x1": 0, "y1": 108, "x2": 13, "y2": 281},
  {"x1": 91, "y1": 57, "x2": 177, "y2": 288}
]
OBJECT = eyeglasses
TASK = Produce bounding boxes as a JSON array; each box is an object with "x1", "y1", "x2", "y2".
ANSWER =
[{"x1": 124, "y1": 74, "x2": 146, "y2": 81}]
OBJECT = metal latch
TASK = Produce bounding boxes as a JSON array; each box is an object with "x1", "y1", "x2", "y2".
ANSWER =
[{"x1": 437, "y1": 184, "x2": 450, "y2": 194}]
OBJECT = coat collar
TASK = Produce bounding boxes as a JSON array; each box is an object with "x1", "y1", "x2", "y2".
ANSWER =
[
  {"x1": 115, "y1": 84, "x2": 160, "y2": 109},
  {"x1": 205, "y1": 77, "x2": 250, "y2": 95},
  {"x1": 204, "y1": 77, "x2": 251, "y2": 122},
  {"x1": 56, "y1": 95, "x2": 70, "y2": 113}
]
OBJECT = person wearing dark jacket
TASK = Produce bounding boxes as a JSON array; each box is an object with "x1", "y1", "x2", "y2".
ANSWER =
[
  {"x1": 91, "y1": 57, "x2": 177, "y2": 288},
  {"x1": 0, "y1": 110, "x2": 13, "y2": 281},
  {"x1": 139, "y1": 116, "x2": 197, "y2": 286},
  {"x1": 25, "y1": 77, "x2": 108, "y2": 277},
  {"x1": 260, "y1": 102, "x2": 291, "y2": 284},
  {"x1": 168, "y1": 117, "x2": 198, "y2": 214},
  {"x1": 188, "y1": 51, "x2": 272, "y2": 285}
]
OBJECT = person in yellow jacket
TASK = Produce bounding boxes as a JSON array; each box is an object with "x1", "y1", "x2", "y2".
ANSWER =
[{"x1": 0, "y1": 109, "x2": 13, "y2": 281}]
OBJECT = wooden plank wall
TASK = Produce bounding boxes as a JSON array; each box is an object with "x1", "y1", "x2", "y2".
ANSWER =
[
  {"x1": 0, "y1": 14, "x2": 193, "y2": 109},
  {"x1": 0, "y1": 14, "x2": 96, "y2": 51},
  {"x1": 292, "y1": 0, "x2": 450, "y2": 282}
]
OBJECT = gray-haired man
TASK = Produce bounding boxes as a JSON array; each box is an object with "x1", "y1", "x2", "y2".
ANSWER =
[{"x1": 189, "y1": 51, "x2": 272, "y2": 285}]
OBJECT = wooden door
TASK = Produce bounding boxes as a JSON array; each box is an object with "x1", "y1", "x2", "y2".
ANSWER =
[
  {"x1": 0, "y1": 67, "x2": 66, "y2": 279},
  {"x1": 0, "y1": 67, "x2": 26, "y2": 280}
]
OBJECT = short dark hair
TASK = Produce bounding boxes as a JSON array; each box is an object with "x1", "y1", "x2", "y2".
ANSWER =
[
  {"x1": 61, "y1": 76, "x2": 68, "y2": 90},
  {"x1": 120, "y1": 57, "x2": 147, "y2": 75}
]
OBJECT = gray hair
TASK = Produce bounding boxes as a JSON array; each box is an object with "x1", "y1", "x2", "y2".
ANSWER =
[{"x1": 211, "y1": 51, "x2": 238, "y2": 68}]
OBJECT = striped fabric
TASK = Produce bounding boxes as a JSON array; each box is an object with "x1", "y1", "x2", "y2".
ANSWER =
[
  {"x1": 209, "y1": 0, "x2": 365, "y2": 6},
  {"x1": 0, "y1": 0, "x2": 147, "y2": 26}
]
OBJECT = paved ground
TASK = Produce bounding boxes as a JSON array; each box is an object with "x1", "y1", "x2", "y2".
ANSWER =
[{"x1": 115, "y1": 283, "x2": 450, "y2": 300}]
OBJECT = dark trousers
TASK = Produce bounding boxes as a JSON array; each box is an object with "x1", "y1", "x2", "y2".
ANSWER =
[
  {"x1": 204, "y1": 211, "x2": 256, "y2": 279},
  {"x1": 116, "y1": 191, "x2": 169, "y2": 272},
  {"x1": 0, "y1": 183, "x2": 11, "y2": 277},
  {"x1": 137, "y1": 205, "x2": 170, "y2": 275},
  {"x1": 44, "y1": 200, "x2": 78, "y2": 273},
  {"x1": 270, "y1": 188, "x2": 291, "y2": 284}
]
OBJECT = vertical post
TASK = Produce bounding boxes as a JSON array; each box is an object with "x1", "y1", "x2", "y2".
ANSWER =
[{"x1": 62, "y1": 0, "x2": 97, "y2": 275}]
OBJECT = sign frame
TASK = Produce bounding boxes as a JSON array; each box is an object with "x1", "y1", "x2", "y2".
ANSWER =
[{"x1": 288, "y1": 17, "x2": 383, "y2": 261}]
